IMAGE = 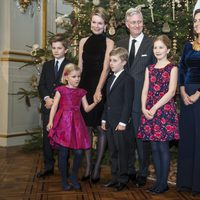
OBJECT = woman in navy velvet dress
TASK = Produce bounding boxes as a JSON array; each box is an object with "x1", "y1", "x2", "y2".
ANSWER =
[
  {"x1": 177, "y1": 9, "x2": 200, "y2": 196},
  {"x1": 78, "y1": 7, "x2": 114, "y2": 182}
]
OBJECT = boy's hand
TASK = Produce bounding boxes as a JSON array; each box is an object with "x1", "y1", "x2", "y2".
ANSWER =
[
  {"x1": 45, "y1": 97, "x2": 54, "y2": 109},
  {"x1": 101, "y1": 122, "x2": 107, "y2": 131},
  {"x1": 115, "y1": 124, "x2": 126, "y2": 131},
  {"x1": 46, "y1": 122, "x2": 53, "y2": 131}
]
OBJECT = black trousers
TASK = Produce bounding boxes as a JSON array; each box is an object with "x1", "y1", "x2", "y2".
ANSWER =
[
  {"x1": 106, "y1": 127, "x2": 129, "y2": 184},
  {"x1": 128, "y1": 112, "x2": 151, "y2": 177},
  {"x1": 42, "y1": 113, "x2": 55, "y2": 171}
]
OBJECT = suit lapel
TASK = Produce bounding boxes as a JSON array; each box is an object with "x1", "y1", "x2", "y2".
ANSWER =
[
  {"x1": 109, "y1": 71, "x2": 125, "y2": 94},
  {"x1": 55, "y1": 58, "x2": 67, "y2": 81},
  {"x1": 132, "y1": 36, "x2": 148, "y2": 66}
]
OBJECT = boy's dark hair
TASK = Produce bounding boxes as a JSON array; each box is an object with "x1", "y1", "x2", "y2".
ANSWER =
[
  {"x1": 49, "y1": 33, "x2": 68, "y2": 49},
  {"x1": 110, "y1": 47, "x2": 128, "y2": 62}
]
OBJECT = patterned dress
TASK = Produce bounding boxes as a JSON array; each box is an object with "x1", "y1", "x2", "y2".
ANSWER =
[
  {"x1": 137, "y1": 63, "x2": 179, "y2": 141},
  {"x1": 48, "y1": 86, "x2": 90, "y2": 149}
]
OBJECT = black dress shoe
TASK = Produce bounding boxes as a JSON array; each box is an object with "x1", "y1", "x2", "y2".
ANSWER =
[
  {"x1": 37, "y1": 169, "x2": 54, "y2": 178},
  {"x1": 129, "y1": 174, "x2": 137, "y2": 183},
  {"x1": 91, "y1": 177, "x2": 100, "y2": 184},
  {"x1": 136, "y1": 176, "x2": 147, "y2": 187},
  {"x1": 104, "y1": 180, "x2": 118, "y2": 187},
  {"x1": 81, "y1": 175, "x2": 90, "y2": 181},
  {"x1": 151, "y1": 186, "x2": 169, "y2": 195},
  {"x1": 114, "y1": 183, "x2": 126, "y2": 192}
]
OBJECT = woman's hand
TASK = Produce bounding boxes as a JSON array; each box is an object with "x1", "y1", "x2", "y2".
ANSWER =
[
  {"x1": 189, "y1": 91, "x2": 200, "y2": 103},
  {"x1": 180, "y1": 89, "x2": 193, "y2": 106}
]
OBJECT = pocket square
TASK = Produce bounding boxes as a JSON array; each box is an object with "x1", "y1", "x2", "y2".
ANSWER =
[{"x1": 141, "y1": 54, "x2": 147, "y2": 57}]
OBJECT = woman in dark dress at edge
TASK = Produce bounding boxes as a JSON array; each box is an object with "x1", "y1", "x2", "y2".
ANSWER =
[
  {"x1": 78, "y1": 7, "x2": 114, "y2": 183},
  {"x1": 177, "y1": 9, "x2": 200, "y2": 196}
]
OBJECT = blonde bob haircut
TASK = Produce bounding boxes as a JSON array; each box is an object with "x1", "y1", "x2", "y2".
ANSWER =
[{"x1": 61, "y1": 63, "x2": 81, "y2": 84}]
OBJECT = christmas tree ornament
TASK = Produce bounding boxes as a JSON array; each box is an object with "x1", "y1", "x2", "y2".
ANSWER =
[
  {"x1": 162, "y1": 22, "x2": 170, "y2": 33},
  {"x1": 93, "y1": 0, "x2": 100, "y2": 6},
  {"x1": 147, "y1": 0, "x2": 154, "y2": 23}
]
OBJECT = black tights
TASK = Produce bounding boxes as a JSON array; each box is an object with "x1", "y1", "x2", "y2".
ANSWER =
[
  {"x1": 58, "y1": 145, "x2": 82, "y2": 187},
  {"x1": 151, "y1": 141, "x2": 170, "y2": 190},
  {"x1": 83, "y1": 126, "x2": 107, "y2": 179}
]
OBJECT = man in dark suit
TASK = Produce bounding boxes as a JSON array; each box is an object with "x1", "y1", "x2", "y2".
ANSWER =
[
  {"x1": 117, "y1": 8, "x2": 155, "y2": 187},
  {"x1": 37, "y1": 33, "x2": 70, "y2": 178},
  {"x1": 102, "y1": 47, "x2": 134, "y2": 192}
]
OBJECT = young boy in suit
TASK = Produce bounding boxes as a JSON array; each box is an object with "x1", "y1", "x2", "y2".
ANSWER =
[
  {"x1": 37, "y1": 33, "x2": 70, "y2": 178},
  {"x1": 102, "y1": 47, "x2": 134, "y2": 191}
]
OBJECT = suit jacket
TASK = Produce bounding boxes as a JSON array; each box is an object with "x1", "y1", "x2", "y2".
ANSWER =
[
  {"x1": 102, "y1": 71, "x2": 134, "y2": 129},
  {"x1": 38, "y1": 58, "x2": 70, "y2": 114},
  {"x1": 117, "y1": 34, "x2": 155, "y2": 112}
]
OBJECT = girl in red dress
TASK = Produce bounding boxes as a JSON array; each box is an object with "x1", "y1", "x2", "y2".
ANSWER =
[
  {"x1": 47, "y1": 63, "x2": 99, "y2": 191},
  {"x1": 137, "y1": 35, "x2": 179, "y2": 194}
]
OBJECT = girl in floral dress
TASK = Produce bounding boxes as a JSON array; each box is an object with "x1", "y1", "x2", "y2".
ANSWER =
[
  {"x1": 137, "y1": 35, "x2": 179, "y2": 194},
  {"x1": 47, "y1": 63, "x2": 99, "y2": 191}
]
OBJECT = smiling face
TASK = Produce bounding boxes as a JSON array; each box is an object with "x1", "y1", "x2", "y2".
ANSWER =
[
  {"x1": 51, "y1": 41, "x2": 68, "y2": 59},
  {"x1": 65, "y1": 70, "x2": 81, "y2": 88},
  {"x1": 109, "y1": 55, "x2": 126, "y2": 73},
  {"x1": 91, "y1": 15, "x2": 106, "y2": 35},
  {"x1": 194, "y1": 12, "x2": 200, "y2": 35},
  {"x1": 125, "y1": 13, "x2": 143, "y2": 38},
  {"x1": 153, "y1": 40, "x2": 170, "y2": 61}
]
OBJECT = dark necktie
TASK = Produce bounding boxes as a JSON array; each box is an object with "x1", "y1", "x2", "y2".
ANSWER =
[
  {"x1": 110, "y1": 74, "x2": 116, "y2": 90},
  {"x1": 129, "y1": 39, "x2": 136, "y2": 67},
  {"x1": 54, "y1": 61, "x2": 59, "y2": 76}
]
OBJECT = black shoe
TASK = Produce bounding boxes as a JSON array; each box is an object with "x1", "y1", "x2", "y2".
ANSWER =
[
  {"x1": 129, "y1": 174, "x2": 137, "y2": 183},
  {"x1": 104, "y1": 180, "x2": 118, "y2": 187},
  {"x1": 91, "y1": 177, "x2": 100, "y2": 184},
  {"x1": 145, "y1": 186, "x2": 157, "y2": 193},
  {"x1": 136, "y1": 176, "x2": 147, "y2": 187},
  {"x1": 151, "y1": 186, "x2": 169, "y2": 195},
  {"x1": 114, "y1": 183, "x2": 126, "y2": 192},
  {"x1": 37, "y1": 169, "x2": 54, "y2": 178},
  {"x1": 81, "y1": 175, "x2": 90, "y2": 181}
]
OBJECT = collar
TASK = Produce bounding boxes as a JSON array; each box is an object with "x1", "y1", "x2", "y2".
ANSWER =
[
  {"x1": 130, "y1": 32, "x2": 144, "y2": 43},
  {"x1": 114, "y1": 69, "x2": 124, "y2": 78},
  {"x1": 55, "y1": 57, "x2": 65, "y2": 64}
]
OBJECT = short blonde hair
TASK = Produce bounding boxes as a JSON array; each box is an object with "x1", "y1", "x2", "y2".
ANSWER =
[
  {"x1": 110, "y1": 47, "x2": 128, "y2": 62},
  {"x1": 61, "y1": 63, "x2": 81, "y2": 84}
]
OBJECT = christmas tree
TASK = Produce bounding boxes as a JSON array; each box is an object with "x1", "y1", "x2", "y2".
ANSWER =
[{"x1": 54, "y1": 0, "x2": 195, "y2": 61}]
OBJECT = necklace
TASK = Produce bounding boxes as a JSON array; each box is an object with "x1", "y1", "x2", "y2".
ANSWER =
[{"x1": 192, "y1": 40, "x2": 200, "y2": 51}]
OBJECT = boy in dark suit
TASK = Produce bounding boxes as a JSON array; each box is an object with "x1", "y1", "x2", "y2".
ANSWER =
[
  {"x1": 37, "y1": 33, "x2": 70, "y2": 178},
  {"x1": 101, "y1": 47, "x2": 134, "y2": 191}
]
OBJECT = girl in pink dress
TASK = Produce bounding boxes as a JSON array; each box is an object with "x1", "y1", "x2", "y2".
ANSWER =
[
  {"x1": 137, "y1": 35, "x2": 179, "y2": 194},
  {"x1": 47, "y1": 63, "x2": 99, "y2": 191}
]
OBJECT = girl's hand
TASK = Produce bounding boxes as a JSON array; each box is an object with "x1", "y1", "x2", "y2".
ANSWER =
[
  {"x1": 149, "y1": 106, "x2": 157, "y2": 117},
  {"x1": 142, "y1": 108, "x2": 153, "y2": 120},
  {"x1": 115, "y1": 124, "x2": 126, "y2": 131},
  {"x1": 47, "y1": 122, "x2": 53, "y2": 131},
  {"x1": 93, "y1": 90, "x2": 102, "y2": 102}
]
